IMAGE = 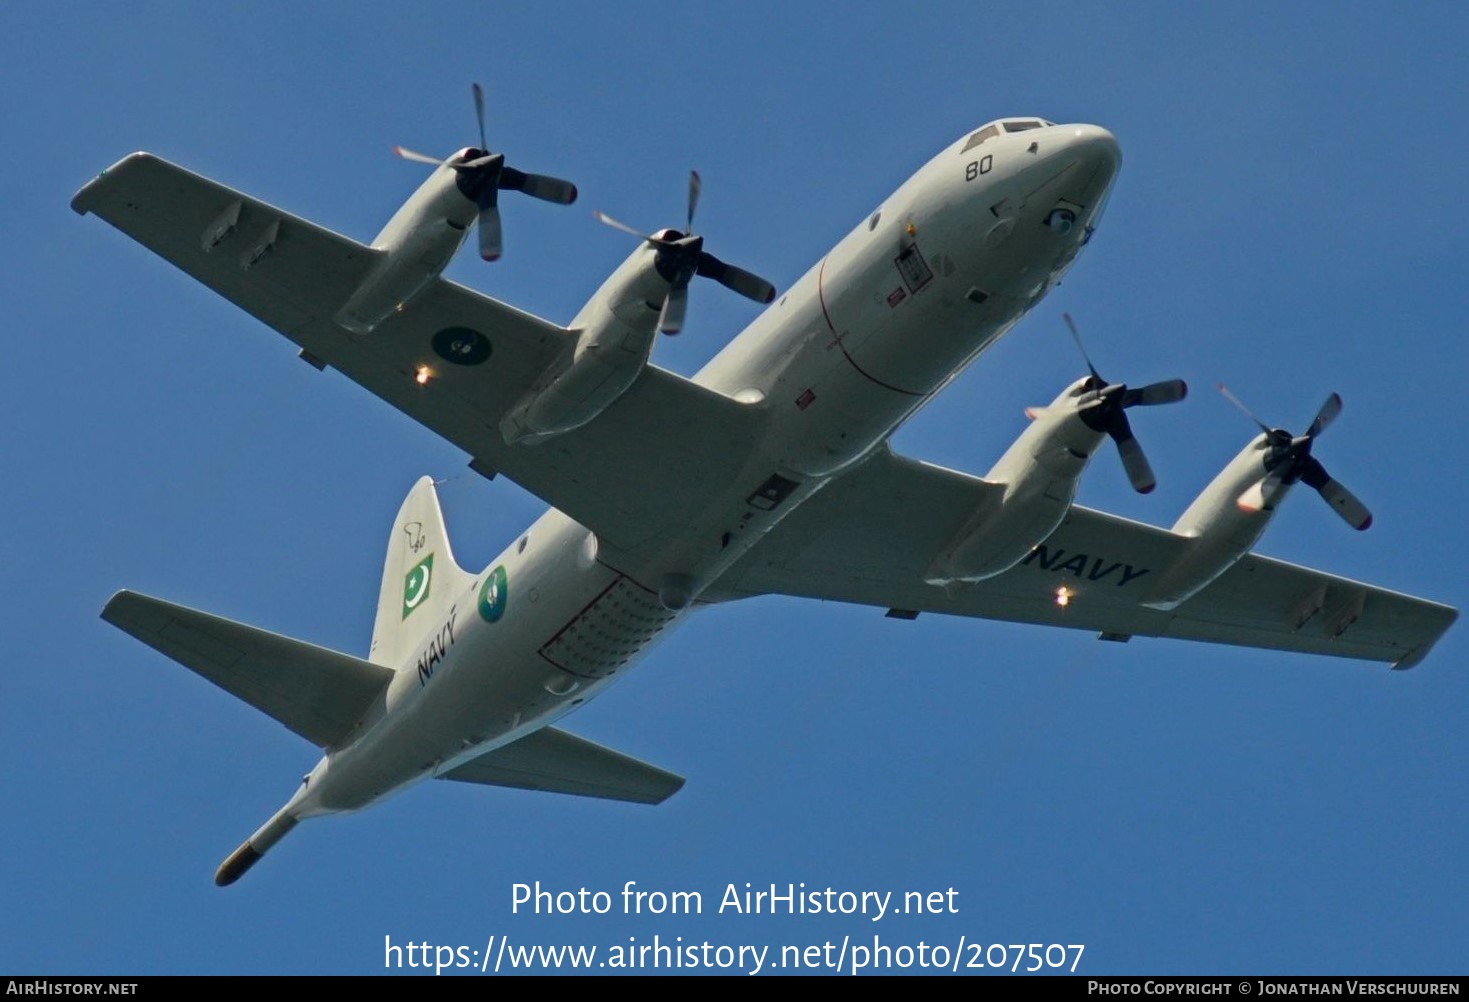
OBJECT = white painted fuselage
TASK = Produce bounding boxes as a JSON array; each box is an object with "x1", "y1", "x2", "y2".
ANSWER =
[{"x1": 278, "y1": 121, "x2": 1122, "y2": 829}]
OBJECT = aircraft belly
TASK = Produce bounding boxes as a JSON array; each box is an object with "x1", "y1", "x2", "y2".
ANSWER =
[
  {"x1": 313, "y1": 511, "x2": 681, "y2": 811},
  {"x1": 695, "y1": 217, "x2": 1021, "y2": 476},
  {"x1": 755, "y1": 293, "x2": 1023, "y2": 478},
  {"x1": 846, "y1": 287, "x2": 1030, "y2": 394}
]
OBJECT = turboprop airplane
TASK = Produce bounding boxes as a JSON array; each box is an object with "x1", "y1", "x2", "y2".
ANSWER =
[{"x1": 72, "y1": 108, "x2": 1456, "y2": 885}]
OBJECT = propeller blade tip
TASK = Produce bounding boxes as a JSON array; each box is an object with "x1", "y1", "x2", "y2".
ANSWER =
[{"x1": 1357, "y1": 515, "x2": 1373, "y2": 531}]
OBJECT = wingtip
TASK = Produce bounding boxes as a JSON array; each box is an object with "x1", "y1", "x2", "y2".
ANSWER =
[
  {"x1": 99, "y1": 588, "x2": 138, "y2": 622},
  {"x1": 1391, "y1": 601, "x2": 1458, "y2": 669},
  {"x1": 72, "y1": 152, "x2": 156, "y2": 215}
]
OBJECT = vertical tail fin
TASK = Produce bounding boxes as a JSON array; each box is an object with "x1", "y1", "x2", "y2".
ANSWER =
[{"x1": 369, "y1": 477, "x2": 476, "y2": 668}]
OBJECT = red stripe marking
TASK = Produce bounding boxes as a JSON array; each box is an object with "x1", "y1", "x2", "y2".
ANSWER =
[{"x1": 816, "y1": 256, "x2": 925, "y2": 397}]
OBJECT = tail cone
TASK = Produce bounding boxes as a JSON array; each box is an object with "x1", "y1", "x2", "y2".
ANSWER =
[
  {"x1": 212, "y1": 809, "x2": 298, "y2": 887},
  {"x1": 215, "y1": 842, "x2": 263, "y2": 886}
]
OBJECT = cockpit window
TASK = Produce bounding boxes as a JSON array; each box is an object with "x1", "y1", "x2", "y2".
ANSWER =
[
  {"x1": 962, "y1": 119, "x2": 1057, "y2": 152},
  {"x1": 961, "y1": 124, "x2": 1001, "y2": 153}
]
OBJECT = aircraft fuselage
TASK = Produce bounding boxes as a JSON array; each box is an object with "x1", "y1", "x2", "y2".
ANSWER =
[{"x1": 284, "y1": 121, "x2": 1122, "y2": 821}]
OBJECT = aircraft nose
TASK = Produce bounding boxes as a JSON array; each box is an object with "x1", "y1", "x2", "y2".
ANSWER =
[
  {"x1": 1022, "y1": 123, "x2": 1120, "y2": 217},
  {"x1": 1053, "y1": 124, "x2": 1121, "y2": 180}
]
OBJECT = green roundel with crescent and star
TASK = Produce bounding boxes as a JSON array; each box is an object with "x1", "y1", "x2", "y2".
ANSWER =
[
  {"x1": 401, "y1": 553, "x2": 433, "y2": 620},
  {"x1": 478, "y1": 565, "x2": 508, "y2": 623}
]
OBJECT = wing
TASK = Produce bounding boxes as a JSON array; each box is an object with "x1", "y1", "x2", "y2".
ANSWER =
[
  {"x1": 712, "y1": 448, "x2": 1458, "y2": 669},
  {"x1": 72, "y1": 153, "x2": 762, "y2": 555},
  {"x1": 439, "y1": 727, "x2": 685, "y2": 805},
  {"x1": 102, "y1": 590, "x2": 392, "y2": 748}
]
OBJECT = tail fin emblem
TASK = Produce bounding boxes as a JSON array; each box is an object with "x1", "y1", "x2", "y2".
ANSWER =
[
  {"x1": 402, "y1": 554, "x2": 434, "y2": 618},
  {"x1": 403, "y1": 521, "x2": 427, "y2": 553}
]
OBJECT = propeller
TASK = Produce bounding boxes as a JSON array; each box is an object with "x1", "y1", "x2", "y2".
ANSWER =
[
  {"x1": 1060, "y1": 313, "x2": 1188, "y2": 494},
  {"x1": 1217, "y1": 384, "x2": 1371, "y2": 530},
  {"x1": 594, "y1": 171, "x2": 776, "y2": 334},
  {"x1": 393, "y1": 83, "x2": 577, "y2": 262}
]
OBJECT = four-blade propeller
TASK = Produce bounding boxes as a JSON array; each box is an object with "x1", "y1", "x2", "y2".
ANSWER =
[
  {"x1": 594, "y1": 170, "x2": 776, "y2": 334},
  {"x1": 394, "y1": 83, "x2": 577, "y2": 261},
  {"x1": 1061, "y1": 313, "x2": 1188, "y2": 494},
  {"x1": 1217, "y1": 384, "x2": 1371, "y2": 530}
]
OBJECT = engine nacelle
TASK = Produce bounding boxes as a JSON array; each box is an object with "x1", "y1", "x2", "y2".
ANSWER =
[
  {"x1": 1140, "y1": 434, "x2": 1278, "y2": 610},
  {"x1": 925, "y1": 378, "x2": 1109, "y2": 584},
  {"x1": 335, "y1": 166, "x2": 477, "y2": 334},
  {"x1": 500, "y1": 245, "x2": 671, "y2": 445}
]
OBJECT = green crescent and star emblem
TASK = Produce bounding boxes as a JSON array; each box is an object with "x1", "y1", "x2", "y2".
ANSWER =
[
  {"x1": 401, "y1": 553, "x2": 434, "y2": 619},
  {"x1": 478, "y1": 565, "x2": 508, "y2": 623}
]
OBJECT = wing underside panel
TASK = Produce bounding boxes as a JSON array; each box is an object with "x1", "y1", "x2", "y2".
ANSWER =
[
  {"x1": 713, "y1": 448, "x2": 1457, "y2": 668},
  {"x1": 72, "y1": 153, "x2": 765, "y2": 555}
]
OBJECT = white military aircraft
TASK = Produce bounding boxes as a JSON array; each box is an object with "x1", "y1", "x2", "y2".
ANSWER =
[{"x1": 73, "y1": 105, "x2": 1456, "y2": 885}]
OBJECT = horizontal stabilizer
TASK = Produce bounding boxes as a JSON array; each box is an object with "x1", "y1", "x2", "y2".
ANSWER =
[
  {"x1": 102, "y1": 590, "x2": 393, "y2": 748},
  {"x1": 440, "y1": 727, "x2": 684, "y2": 805}
]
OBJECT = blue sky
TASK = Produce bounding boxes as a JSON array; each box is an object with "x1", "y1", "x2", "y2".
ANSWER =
[{"x1": 4, "y1": 2, "x2": 1466, "y2": 976}]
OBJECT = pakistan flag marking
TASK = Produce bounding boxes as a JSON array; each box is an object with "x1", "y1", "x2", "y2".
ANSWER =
[
  {"x1": 402, "y1": 553, "x2": 434, "y2": 619},
  {"x1": 478, "y1": 565, "x2": 508, "y2": 623}
]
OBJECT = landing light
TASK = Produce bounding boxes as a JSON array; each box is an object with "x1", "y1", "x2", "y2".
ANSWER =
[
  {"x1": 415, "y1": 366, "x2": 432, "y2": 386},
  {"x1": 1055, "y1": 585, "x2": 1072, "y2": 608}
]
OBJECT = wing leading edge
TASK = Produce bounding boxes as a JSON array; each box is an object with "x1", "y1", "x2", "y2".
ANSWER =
[
  {"x1": 72, "y1": 153, "x2": 764, "y2": 556},
  {"x1": 711, "y1": 448, "x2": 1457, "y2": 669}
]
